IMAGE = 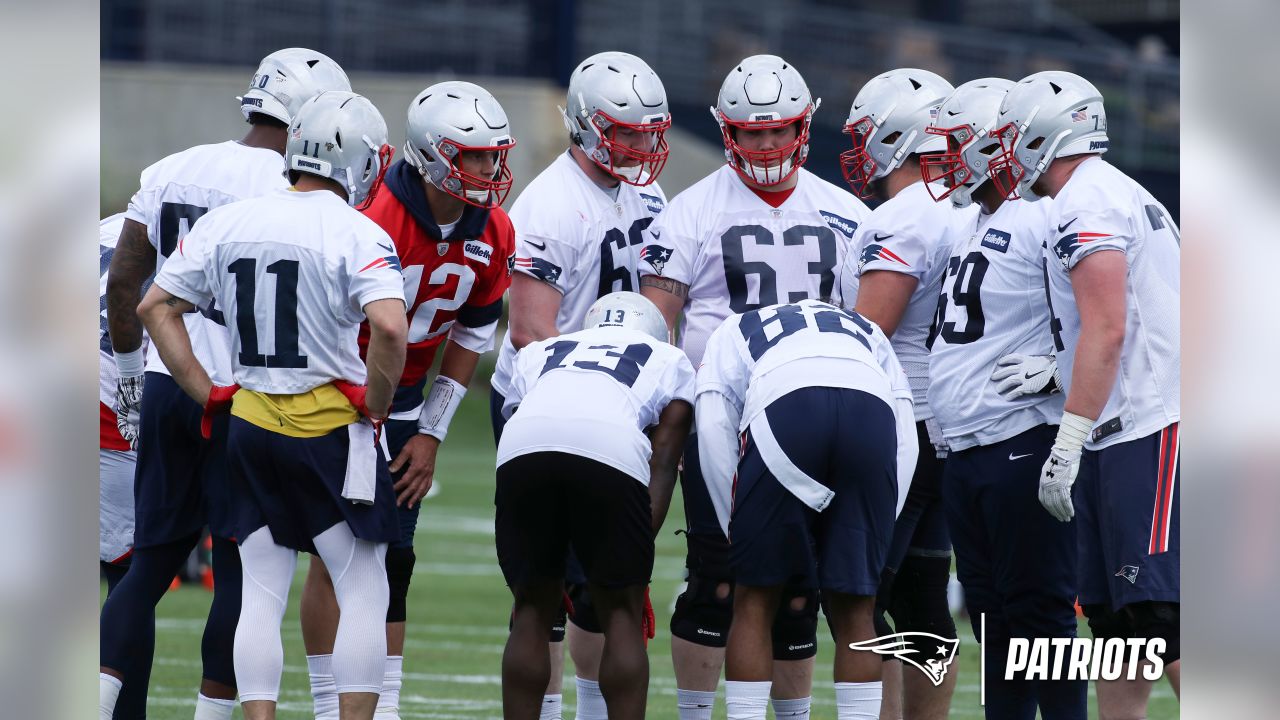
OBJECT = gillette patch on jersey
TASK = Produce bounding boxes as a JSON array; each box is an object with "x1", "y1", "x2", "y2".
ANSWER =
[
  {"x1": 981, "y1": 229, "x2": 1012, "y2": 253},
  {"x1": 820, "y1": 210, "x2": 859, "y2": 239},
  {"x1": 639, "y1": 193, "x2": 665, "y2": 214},
  {"x1": 463, "y1": 240, "x2": 493, "y2": 266}
]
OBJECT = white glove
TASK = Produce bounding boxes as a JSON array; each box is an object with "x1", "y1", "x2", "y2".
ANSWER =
[
  {"x1": 1038, "y1": 412, "x2": 1093, "y2": 522},
  {"x1": 991, "y1": 354, "x2": 1061, "y2": 400},
  {"x1": 115, "y1": 374, "x2": 145, "y2": 450}
]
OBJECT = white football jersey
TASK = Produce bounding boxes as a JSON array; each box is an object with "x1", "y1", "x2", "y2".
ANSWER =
[
  {"x1": 837, "y1": 181, "x2": 979, "y2": 419},
  {"x1": 125, "y1": 141, "x2": 291, "y2": 384},
  {"x1": 498, "y1": 325, "x2": 695, "y2": 484},
  {"x1": 697, "y1": 299, "x2": 916, "y2": 521},
  {"x1": 491, "y1": 151, "x2": 668, "y2": 396},
  {"x1": 1044, "y1": 158, "x2": 1180, "y2": 450},
  {"x1": 99, "y1": 213, "x2": 131, "y2": 411},
  {"x1": 640, "y1": 166, "x2": 869, "y2": 368},
  {"x1": 927, "y1": 198, "x2": 1065, "y2": 450},
  {"x1": 153, "y1": 189, "x2": 405, "y2": 394}
]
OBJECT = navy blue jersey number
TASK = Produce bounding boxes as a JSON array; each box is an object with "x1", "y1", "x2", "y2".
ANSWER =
[
  {"x1": 227, "y1": 258, "x2": 308, "y2": 368},
  {"x1": 929, "y1": 251, "x2": 988, "y2": 348},
  {"x1": 539, "y1": 341, "x2": 654, "y2": 387},
  {"x1": 721, "y1": 224, "x2": 838, "y2": 313},
  {"x1": 158, "y1": 202, "x2": 209, "y2": 258},
  {"x1": 739, "y1": 304, "x2": 872, "y2": 361},
  {"x1": 598, "y1": 217, "x2": 655, "y2": 298}
]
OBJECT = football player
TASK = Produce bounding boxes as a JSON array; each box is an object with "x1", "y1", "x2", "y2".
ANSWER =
[
  {"x1": 489, "y1": 51, "x2": 671, "y2": 720},
  {"x1": 995, "y1": 71, "x2": 1181, "y2": 716},
  {"x1": 99, "y1": 213, "x2": 138, "y2": 594},
  {"x1": 496, "y1": 292, "x2": 693, "y2": 720},
  {"x1": 834, "y1": 68, "x2": 969, "y2": 720},
  {"x1": 140, "y1": 91, "x2": 406, "y2": 720},
  {"x1": 297, "y1": 80, "x2": 517, "y2": 720},
  {"x1": 639, "y1": 54, "x2": 869, "y2": 719},
  {"x1": 99, "y1": 48, "x2": 350, "y2": 720},
  {"x1": 696, "y1": 299, "x2": 917, "y2": 720},
  {"x1": 921, "y1": 78, "x2": 1085, "y2": 719}
]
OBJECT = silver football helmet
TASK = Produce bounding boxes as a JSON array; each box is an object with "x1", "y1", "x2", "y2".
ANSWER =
[
  {"x1": 238, "y1": 48, "x2": 351, "y2": 125},
  {"x1": 840, "y1": 68, "x2": 955, "y2": 198},
  {"x1": 919, "y1": 78, "x2": 1016, "y2": 209},
  {"x1": 584, "y1": 291, "x2": 669, "y2": 344},
  {"x1": 561, "y1": 52, "x2": 671, "y2": 186},
  {"x1": 712, "y1": 54, "x2": 820, "y2": 187},
  {"x1": 990, "y1": 71, "x2": 1109, "y2": 201},
  {"x1": 404, "y1": 81, "x2": 517, "y2": 208},
  {"x1": 286, "y1": 91, "x2": 393, "y2": 209}
]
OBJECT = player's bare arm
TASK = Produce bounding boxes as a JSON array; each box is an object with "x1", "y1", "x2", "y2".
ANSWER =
[
  {"x1": 853, "y1": 270, "x2": 919, "y2": 337},
  {"x1": 137, "y1": 285, "x2": 209, "y2": 403},
  {"x1": 508, "y1": 272, "x2": 562, "y2": 349},
  {"x1": 639, "y1": 275, "x2": 688, "y2": 338},
  {"x1": 362, "y1": 298, "x2": 409, "y2": 419},
  {"x1": 647, "y1": 398, "x2": 693, "y2": 535},
  {"x1": 392, "y1": 339, "x2": 482, "y2": 508},
  {"x1": 1065, "y1": 249, "x2": 1128, "y2": 419},
  {"x1": 106, "y1": 218, "x2": 155, "y2": 354}
]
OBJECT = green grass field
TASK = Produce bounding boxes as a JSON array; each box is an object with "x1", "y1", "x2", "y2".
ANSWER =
[{"x1": 103, "y1": 385, "x2": 1177, "y2": 718}]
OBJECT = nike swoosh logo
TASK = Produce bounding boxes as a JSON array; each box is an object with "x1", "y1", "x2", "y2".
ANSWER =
[
  {"x1": 1023, "y1": 370, "x2": 1046, "y2": 380},
  {"x1": 1057, "y1": 218, "x2": 1078, "y2": 233},
  {"x1": 376, "y1": 242, "x2": 395, "y2": 253},
  {"x1": 1008, "y1": 452, "x2": 1034, "y2": 461},
  {"x1": 873, "y1": 233, "x2": 893, "y2": 242},
  {"x1": 526, "y1": 239, "x2": 547, "y2": 251}
]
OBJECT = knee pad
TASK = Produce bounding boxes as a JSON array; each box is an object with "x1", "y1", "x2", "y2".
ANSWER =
[
  {"x1": 887, "y1": 555, "x2": 957, "y2": 640},
  {"x1": 670, "y1": 573, "x2": 733, "y2": 647},
  {"x1": 1127, "y1": 601, "x2": 1179, "y2": 664},
  {"x1": 385, "y1": 546, "x2": 416, "y2": 623},
  {"x1": 771, "y1": 586, "x2": 819, "y2": 661},
  {"x1": 566, "y1": 582, "x2": 602, "y2": 634}
]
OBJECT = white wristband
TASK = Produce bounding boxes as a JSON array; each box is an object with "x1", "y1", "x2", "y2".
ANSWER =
[
  {"x1": 1054, "y1": 411, "x2": 1095, "y2": 453},
  {"x1": 114, "y1": 347, "x2": 145, "y2": 377},
  {"x1": 418, "y1": 376, "x2": 466, "y2": 441}
]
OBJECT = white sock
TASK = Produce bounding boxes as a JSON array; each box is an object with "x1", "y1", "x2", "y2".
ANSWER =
[
  {"x1": 771, "y1": 696, "x2": 812, "y2": 718},
  {"x1": 835, "y1": 681, "x2": 883, "y2": 720},
  {"x1": 99, "y1": 673, "x2": 122, "y2": 720},
  {"x1": 375, "y1": 655, "x2": 403, "y2": 717},
  {"x1": 192, "y1": 693, "x2": 235, "y2": 720},
  {"x1": 676, "y1": 688, "x2": 716, "y2": 720},
  {"x1": 574, "y1": 676, "x2": 609, "y2": 720},
  {"x1": 539, "y1": 693, "x2": 563, "y2": 720},
  {"x1": 307, "y1": 654, "x2": 339, "y2": 719},
  {"x1": 725, "y1": 680, "x2": 771, "y2": 720}
]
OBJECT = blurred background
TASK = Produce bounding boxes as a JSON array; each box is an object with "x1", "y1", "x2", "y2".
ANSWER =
[{"x1": 100, "y1": 0, "x2": 1179, "y2": 216}]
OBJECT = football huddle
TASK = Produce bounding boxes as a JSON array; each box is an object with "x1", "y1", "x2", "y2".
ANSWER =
[{"x1": 98, "y1": 46, "x2": 1180, "y2": 720}]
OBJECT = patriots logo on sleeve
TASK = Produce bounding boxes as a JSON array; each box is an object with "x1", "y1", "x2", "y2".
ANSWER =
[
  {"x1": 506, "y1": 251, "x2": 516, "y2": 277},
  {"x1": 513, "y1": 256, "x2": 562, "y2": 284},
  {"x1": 1053, "y1": 231, "x2": 1114, "y2": 268},
  {"x1": 858, "y1": 242, "x2": 911, "y2": 272},
  {"x1": 359, "y1": 253, "x2": 403, "y2": 273},
  {"x1": 640, "y1": 245, "x2": 674, "y2": 275}
]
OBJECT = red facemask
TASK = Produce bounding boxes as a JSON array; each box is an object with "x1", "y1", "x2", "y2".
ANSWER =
[
  {"x1": 587, "y1": 111, "x2": 671, "y2": 186},
  {"x1": 719, "y1": 111, "x2": 811, "y2": 187}
]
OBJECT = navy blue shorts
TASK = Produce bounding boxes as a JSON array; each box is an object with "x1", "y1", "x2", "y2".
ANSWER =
[
  {"x1": 679, "y1": 431, "x2": 734, "y2": 580},
  {"x1": 383, "y1": 417, "x2": 422, "y2": 550},
  {"x1": 730, "y1": 387, "x2": 898, "y2": 596},
  {"x1": 942, "y1": 424, "x2": 1078, "y2": 642},
  {"x1": 1077, "y1": 423, "x2": 1180, "y2": 610},
  {"x1": 132, "y1": 372, "x2": 235, "y2": 547},
  {"x1": 227, "y1": 417, "x2": 398, "y2": 554},
  {"x1": 883, "y1": 420, "x2": 950, "y2": 574}
]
